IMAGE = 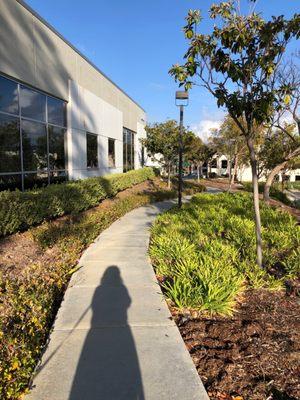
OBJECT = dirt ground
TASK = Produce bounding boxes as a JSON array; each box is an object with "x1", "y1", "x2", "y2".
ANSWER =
[{"x1": 173, "y1": 287, "x2": 300, "y2": 400}]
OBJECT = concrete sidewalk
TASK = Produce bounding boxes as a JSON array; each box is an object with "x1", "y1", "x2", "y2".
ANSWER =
[{"x1": 27, "y1": 197, "x2": 210, "y2": 400}]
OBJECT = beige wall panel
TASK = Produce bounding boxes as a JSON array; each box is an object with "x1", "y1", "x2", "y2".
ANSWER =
[
  {"x1": 33, "y1": 18, "x2": 71, "y2": 99},
  {"x1": 0, "y1": 0, "x2": 146, "y2": 133},
  {"x1": 0, "y1": 0, "x2": 36, "y2": 85}
]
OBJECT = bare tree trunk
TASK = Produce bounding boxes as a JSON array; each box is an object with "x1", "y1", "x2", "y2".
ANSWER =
[
  {"x1": 227, "y1": 159, "x2": 232, "y2": 192},
  {"x1": 197, "y1": 164, "x2": 200, "y2": 183},
  {"x1": 263, "y1": 161, "x2": 287, "y2": 202},
  {"x1": 231, "y1": 153, "x2": 239, "y2": 186},
  {"x1": 264, "y1": 146, "x2": 300, "y2": 201},
  {"x1": 247, "y1": 138, "x2": 263, "y2": 269},
  {"x1": 167, "y1": 163, "x2": 171, "y2": 189}
]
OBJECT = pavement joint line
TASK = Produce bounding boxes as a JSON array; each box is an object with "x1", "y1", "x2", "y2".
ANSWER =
[
  {"x1": 53, "y1": 323, "x2": 177, "y2": 331},
  {"x1": 27, "y1": 195, "x2": 210, "y2": 400}
]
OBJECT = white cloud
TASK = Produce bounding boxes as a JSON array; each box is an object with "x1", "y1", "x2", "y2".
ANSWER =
[{"x1": 191, "y1": 119, "x2": 222, "y2": 143}]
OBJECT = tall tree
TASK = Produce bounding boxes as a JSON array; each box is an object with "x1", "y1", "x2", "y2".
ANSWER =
[
  {"x1": 142, "y1": 120, "x2": 194, "y2": 188},
  {"x1": 170, "y1": 1, "x2": 300, "y2": 268}
]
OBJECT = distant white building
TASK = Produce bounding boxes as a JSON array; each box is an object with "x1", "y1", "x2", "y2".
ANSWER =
[{"x1": 201, "y1": 154, "x2": 300, "y2": 182}]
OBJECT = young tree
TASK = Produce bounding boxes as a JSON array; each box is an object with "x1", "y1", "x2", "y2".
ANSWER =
[
  {"x1": 170, "y1": 2, "x2": 300, "y2": 268},
  {"x1": 185, "y1": 136, "x2": 206, "y2": 182},
  {"x1": 263, "y1": 59, "x2": 300, "y2": 201},
  {"x1": 261, "y1": 125, "x2": 300, "y2": 200},
  {"x1": 210, "y1": 115, "x2": 248, "y2": 190},
  {"x1": 142, "y1": 120, "x2": 194, "y2": 188}
]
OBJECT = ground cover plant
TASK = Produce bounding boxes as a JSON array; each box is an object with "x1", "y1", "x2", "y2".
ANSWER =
[
  {"x1": 149, "y1": 192, "x2": 299, "y2": 398},
  {"x1": 0, "y1": 175, "x2": 205, "y2": 400}
]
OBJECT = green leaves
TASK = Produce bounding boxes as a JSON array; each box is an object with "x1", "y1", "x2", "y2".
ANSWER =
[
  {"x1": 150, "y1": 192, "x2": 299, "y2": 316},
  {"x1": 170, "y1": 2, "x2": 300, "y2": 135}
]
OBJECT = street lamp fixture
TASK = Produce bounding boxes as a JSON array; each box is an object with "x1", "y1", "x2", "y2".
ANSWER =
[{"x1": 175, "y1": 91, "x2": 189, "y2": 208}]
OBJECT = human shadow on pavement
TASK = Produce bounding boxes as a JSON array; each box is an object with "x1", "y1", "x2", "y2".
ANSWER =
[{"x1": 69, "y1": 266, "x2": 145, "y2": 400}]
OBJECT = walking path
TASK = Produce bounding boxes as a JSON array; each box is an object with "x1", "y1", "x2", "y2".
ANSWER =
[{"x1": 27, "y1": 193, "x2": 219, "y2": 400}]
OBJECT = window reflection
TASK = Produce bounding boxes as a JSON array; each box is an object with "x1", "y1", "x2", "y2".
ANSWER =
[
  {"x1": 0, "y1": 114, "x2": 21, "y2": 173},
  {"x1": 0, "y1": 174, "x2": 22, "y2": 191},
  {"x1": 20, "y1": 86, "x2": 46, "y2": 122},
  {"x1": 49, "y1": 126, "x2": 66, "y2": 170},
  {"x1": 48, "y1": 96, "x2": 67, "y2": 127},
  {"x1": 22, "y1": 120, "x2": 47, "y2": 171},
  {"x1": 24, "y1": 172, "x2": 49, "y2": 189},
  {"x1": 87, "y1": 133, "x2": 98, "y2": 168},
  {"x1": 0, "y1": 73, "x2": 68, "y2": 191},
  {"x1": 50, "y1": 170, "x2": 67, "y2": 184},
  {"x1": 0, "y1": 76, "x2": 19, "y2": 115},
  {"x1": 123, "y1": 128, "x2": 135, "y2": 172},
  {"x1": 108, "y1": 138, "x2": 115, "y2": 168}
]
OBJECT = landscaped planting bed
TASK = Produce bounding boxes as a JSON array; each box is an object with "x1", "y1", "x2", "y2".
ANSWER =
[
  {"x1": 0, "y1": 175, "x2": 205, "y2": 400},
  {"x1": 150, "y1": 192, "x2": 300, "y2": 400}
]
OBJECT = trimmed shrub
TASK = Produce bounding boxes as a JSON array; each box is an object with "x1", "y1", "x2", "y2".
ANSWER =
[
  {"x1": 0, "y1": 168, "x2": 155, "y2": 237},
  {"x1": 0, "y1": 178, "x2": 205, "y2": 399}
]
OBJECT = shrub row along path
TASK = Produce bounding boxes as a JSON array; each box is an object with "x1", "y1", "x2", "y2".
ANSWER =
[{"x1": 27, "y1": 190, "x2": 221, "y2": 400}]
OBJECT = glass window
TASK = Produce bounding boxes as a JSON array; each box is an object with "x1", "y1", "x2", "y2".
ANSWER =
[
  {"x1": 21, "y1": 120, "x2": 47, "y2": 171},
  {"x1": 0, "y1": 114, "x2": 21, "y2": 173},
  {"x1": 141, "y1": 146, "x2": 145, "y2": 167},
  {"x1": 47, "y1": 97, "x2": 67, "y2": 127},
  {"x1": 123, "y1": 128, "x2": 135, "y2": 172},
  {"x1": 20, "y1": 86, "x2": 46, "y2": 122},
  {"x1": 108, "y1": 138, "x2": 115, "y2": 168},
  {"x1": 49, "y1": 126, "x2": 66, "y2": 170},
  {"x1": 50, "y1": 170, "x2": 67, "y2": 184},
  {"x1": 24, "y1": 171, "x2": 49, "y2": 190},
  {"x1": 0, "y1": 174, "x2": 22, "y2": 191},
  {"x1": 211, "y1": 159, "x2": 217, "y2": 168},
  {"x1": 86, "y1": 133, "x2": 98, "y2": 168},
  {"x1": 0, "y1": 75, "x2": 19, "y2": 115},
  {"x1": 221, "y1": 160, "x2": 228, "y2": 169}
]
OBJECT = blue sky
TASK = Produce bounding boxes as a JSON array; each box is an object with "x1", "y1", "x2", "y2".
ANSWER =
[{"x1": 26, "y1": 0, "x2": 299, "y2": 139}]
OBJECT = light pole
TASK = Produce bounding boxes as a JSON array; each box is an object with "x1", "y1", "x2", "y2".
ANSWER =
[{"x1": 175, "y1": 91, "x2": 189, "y2": 208}]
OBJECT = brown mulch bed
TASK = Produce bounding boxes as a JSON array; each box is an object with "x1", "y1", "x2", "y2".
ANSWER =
[
  {"x1": 172, "y1": 288, "x2": 300, "y2": 400},
  {"x1": 0, "y1": 178, "x2": 167, "y2": 276}
]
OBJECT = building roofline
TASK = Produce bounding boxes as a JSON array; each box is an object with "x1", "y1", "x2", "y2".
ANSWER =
[{"x1": 16, "y1": 0, "x2": 146, "y2": 113}]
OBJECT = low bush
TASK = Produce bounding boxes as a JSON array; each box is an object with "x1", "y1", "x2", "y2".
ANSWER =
[
  {"x1": 149, "y1": 192, "x2": 299, "y2": 316},
  {"x1": 0, "y1": 178, "x2": 205, "y2": 400},
  {"x1": 0, "y1": 168, "x2": 155, "y2": 237}
]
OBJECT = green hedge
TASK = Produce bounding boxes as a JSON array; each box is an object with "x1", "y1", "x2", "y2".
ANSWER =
[
  {"x1": 0, "y1": 179, "x2": 206, "y2": 399},
  {"x1": 0, "y1": 168, "x2": 155, "y2": 237}
]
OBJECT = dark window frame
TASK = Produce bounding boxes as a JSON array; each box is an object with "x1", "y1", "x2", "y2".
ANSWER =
[
  {"x1": 86, "y1": 132, "x2": 98, "y2": 169},
  {"x1": 108, "y1": 138, "x2": 116, "y2": 168},
  {"x1": 123, "y1": 127, "x2": 135, "y2": 172},
  {"x1": 0, "y1": 74, "x2": 68, "y2": 191}
]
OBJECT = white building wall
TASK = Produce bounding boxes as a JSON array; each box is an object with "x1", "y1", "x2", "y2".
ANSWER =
[
  {"x1": 67, "y1": 80, "x2": 146, "y2": 181},
  {"x1": 68, "y1": 80, "x2": 123, "y2": 180}
]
